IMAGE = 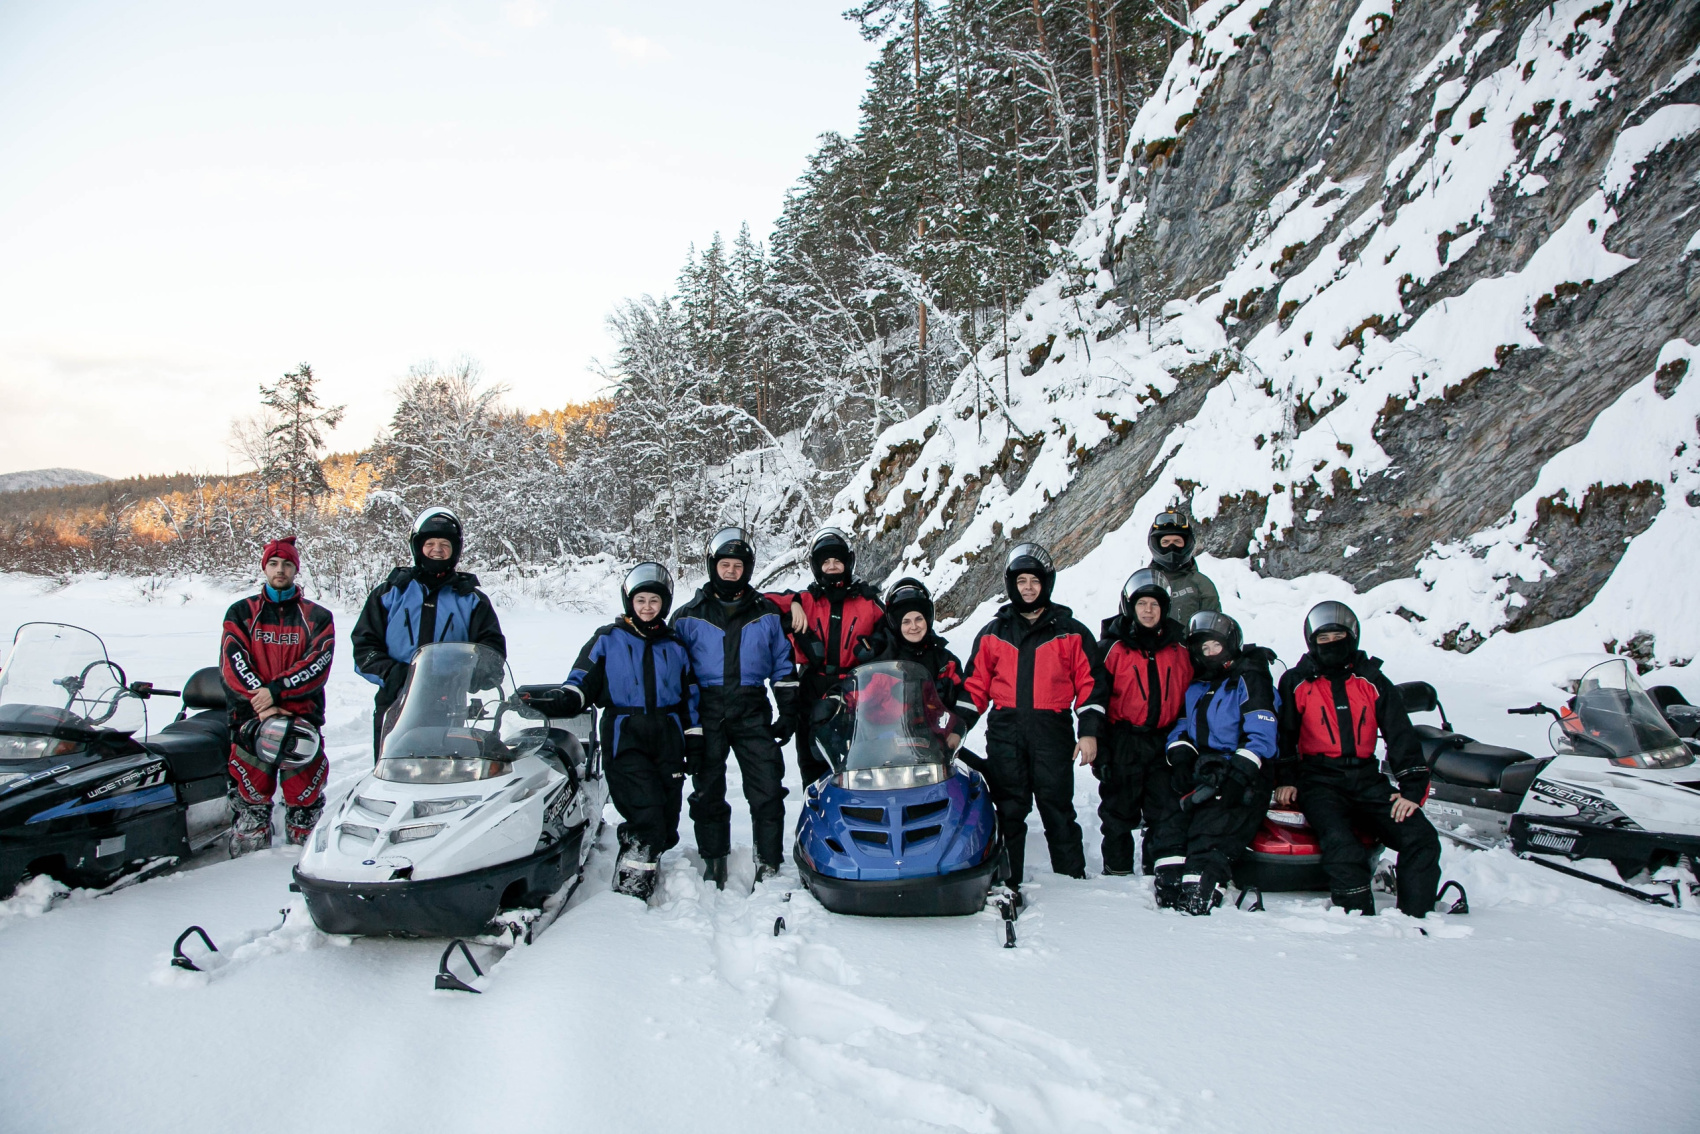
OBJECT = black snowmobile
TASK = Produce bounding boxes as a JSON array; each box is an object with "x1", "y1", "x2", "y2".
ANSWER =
[{"x1": 1, "y1": 622, "x2": 231, "y2": 896}]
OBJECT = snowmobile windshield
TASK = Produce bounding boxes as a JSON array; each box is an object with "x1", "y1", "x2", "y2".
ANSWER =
[
  {"x1": 375, "y1": 643, "x2": 520, "y2": 783},
  {"x1": 1554, "y1": 659, "x2": 1693, "y2": 770},
  {"x1": 0, "y1": 622, "x2": 142, "y2": 742},
  {"x1": 819, "y1": 661, "x2": 954, "y2": 789}
]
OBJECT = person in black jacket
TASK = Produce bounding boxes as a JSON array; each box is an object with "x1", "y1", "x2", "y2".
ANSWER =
[
  {"x1": 853, "y1": 577, "x2": 971, "y2": 747},
  {"x1": 350, "y1": 508, "x2": 505, "y2": 760}
]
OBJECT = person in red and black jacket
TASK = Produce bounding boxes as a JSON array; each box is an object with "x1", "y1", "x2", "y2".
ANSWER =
[
  {"x1": 220, "y1": 536, "x2": 336, "y2": 855},
  {"x1": 853, "y1": 577, "x2": 970, "y2": 745},
  {"x1": 1274, "y1": 601, "x2": 1441, "y2": 917},
  {"x1": 961, "y1": 543, "x2": 1107, "y2": 893},
  {"x1": 765, "y1": 527, "x2": 884, "y2": 785},
  {"x1": 1095, "y1": 569, "x2": 1192, "y2": 878}
]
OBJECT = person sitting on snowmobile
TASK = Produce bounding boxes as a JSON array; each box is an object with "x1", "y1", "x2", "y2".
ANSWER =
[
  {"x1": 220, "y1": 536, "x2": 337, "y2": 855},
  {"x1": 548, "y1": 563, "x2": 702, "y2": 901},
  {"x1": 852, "y1": 577, "x2": 971, "y2": 749},
  {"x1": 961, "y1": 543, "x2": 1108, "y2": 898},
  {"x1": 671, "y1": 527, "x2": 801, "y2": 888},
  {"x1": 1146, "y1": 510, "x2": 1221, "y2": 628},
  {"x1": 1274, "y1": 601, "x2": 1442, "y2": 917},
  {"x1": 1095, "y1": 569, "x2": 1193, "y2": 879},
  {"x1": 764, "y1": 527, "x2": 884, "y2": 786},
  {"x1": 1163, "y1": 612, "x2": 1278, "y2": 914},
  {"x1": 351, "y1": 508, "x2": 506, "y2": 761}
]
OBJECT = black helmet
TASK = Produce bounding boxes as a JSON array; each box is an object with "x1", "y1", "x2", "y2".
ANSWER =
[
  {"x1": 1004, "y1": 542, "x2": 1055, "y2": 612},
  {"x1": 705, "y1": 526, "x2": 754, "y2": 575},
  {"x1": 809, "y1": 527, "x2": 855, "y2": 587},
  {"x1": 1186, "y1": 610, "x2": 1242, "y2": 675},
  {"x1": 1119, "y1": 568, "x2": 1171, "y2": 622},
  {"x1": 1148, "y1": 509, "x2": 1196, "y2": 573},
  {"x1": 411, "y1": 507, "x2": 463, "y2": 576},
  {"x1": 1304, "y1": 600, "x2": 1360, "y2": 670},
  {"x1": 622, "y1": 561, "x2": 674, "y2": 621},
  {"x1": 884, "y1": 576, "x2": 934, "y2": 629}
]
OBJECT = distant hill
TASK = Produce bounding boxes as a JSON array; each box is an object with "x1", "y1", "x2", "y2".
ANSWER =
[{"x1": 0, "y1": 468, "x2": 110, "y2": 494}]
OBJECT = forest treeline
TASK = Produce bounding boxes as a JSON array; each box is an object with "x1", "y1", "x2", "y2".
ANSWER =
[{"x1": 1, "y1": 2, "x2": 1190, "y2": 595}]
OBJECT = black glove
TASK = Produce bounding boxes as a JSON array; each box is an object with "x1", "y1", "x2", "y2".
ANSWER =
[
  {"x1": 380, "y1": 663, "x2": 409, "y2": 702},
  {"x1": 1181, "y1": 751, "x2": 1228, "y2": 812},
  {"x1": 684, "y1": 731, "x2": 706, "y2": 776},
  {"x1": 1224, "y1": 749, "x2": 1263, "y2": 807},
  {"x1": 772, "y1": 715, "x2": 796, "y2": 745}
]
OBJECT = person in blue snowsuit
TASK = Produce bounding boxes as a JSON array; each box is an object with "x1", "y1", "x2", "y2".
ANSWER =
[
  {"x1": 1161, "y1": 611, "x2": 1279, "y2": 915},
  {"x1": 548, "y1": 562, "x2": 701, "y2": 900},
  {"x1": 670, "y1": 527, "x2": 801, "y2": 888},
  {"x1": 350, "y1": 508, "x2": 506, "y2": 760}
]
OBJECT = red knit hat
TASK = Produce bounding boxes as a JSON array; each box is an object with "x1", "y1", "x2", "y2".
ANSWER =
[{"x1": 261, "y1": 535, "x2": 300, "y2": 570}]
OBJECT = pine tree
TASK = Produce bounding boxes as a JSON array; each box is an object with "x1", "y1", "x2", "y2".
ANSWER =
[{"x1": 258, "y1": 363, "x2": 345, "y2": 526}]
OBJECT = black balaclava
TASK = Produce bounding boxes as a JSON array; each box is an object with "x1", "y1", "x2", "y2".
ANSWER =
[
  {"x1": 809, "y1": 528, "x2": 855, "y2": 596},
  {"x1": 1187, "y1": 611, "x2": 1242, "y2": 680},
  {"x1": 883, "y1": 578, "x2": 935, "y2": 653},
  {"x1": 706, "y1": 527, "x2": 754, "y2": 602},
  {"x1": 1305, "y1": 600, "x2": 1361, "y2": 672},
  {"x1": 1004, "y1": 542, "x2": 1055, "y2": 616},
  {"x1": 1120, "y1": 568, "x2": 1171, "y2": 648},
  {"x1": 411, "y1": 507, "x2": 463, "y2": 588}
]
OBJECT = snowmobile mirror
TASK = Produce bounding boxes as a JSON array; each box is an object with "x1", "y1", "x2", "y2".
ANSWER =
[
  {"x1": 180, "y1": 667, "x2": 226, "y2": 711},
  {"x1": 1397, "y1": 681, "x2": 1437, "y2": 714}
]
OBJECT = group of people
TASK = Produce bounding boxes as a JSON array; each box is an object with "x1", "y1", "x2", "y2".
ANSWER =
[{"x1": 216, "y1": 505, "x2": 1444, "y2": 919}]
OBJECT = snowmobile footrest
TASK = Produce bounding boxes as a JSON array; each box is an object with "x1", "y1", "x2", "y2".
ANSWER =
[
  {"x1": 1235, "y1": 887, "x2": 1264, "y2": 912},
  {"x1": 1437, "y1": 880, "x2": 1469, "y2": 915},
  {"x1": 171, "y1": 925, "x2": 217, "y2": 971},
  {"x1": 435, "y1": 939, "x2": 485, "y2": 993}
]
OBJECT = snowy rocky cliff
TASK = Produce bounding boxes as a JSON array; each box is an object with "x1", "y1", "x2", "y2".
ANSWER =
[{"x1": 837, "y1": 0, "x2": 1700, "y2": 662}]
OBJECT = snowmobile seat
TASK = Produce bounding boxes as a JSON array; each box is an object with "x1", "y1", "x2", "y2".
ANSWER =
[
  {"x1": 146, "y1": 710, "x2": 230, "y2": 783},
  {"x1": 1432, "y1": 740, "x2": 1536, "y2": 789}
]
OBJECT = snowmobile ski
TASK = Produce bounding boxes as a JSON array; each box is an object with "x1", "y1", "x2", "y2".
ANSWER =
[
  {"x1": 1234, "y1": 886, "x2": 1264, "y2": 912},
  {"x1": 433, "y1": 865, "x2": 593, "y2": 993},
  {"x1": 169, "y1": 907, "x2": 292, "y2": 973}
]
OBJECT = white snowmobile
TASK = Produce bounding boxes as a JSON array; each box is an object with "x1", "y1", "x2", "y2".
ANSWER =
[
  {"x1": 292, "y1": 642, "x2": 605, "y2": 949},
  {"x1": 1405, "y1": 659, "x2": 1700, "y2": 905}
]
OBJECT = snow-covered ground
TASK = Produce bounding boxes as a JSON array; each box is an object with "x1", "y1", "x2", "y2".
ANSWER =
[{"x1": 2, "y1": 570, "x2": 1697, "y2": 1133}]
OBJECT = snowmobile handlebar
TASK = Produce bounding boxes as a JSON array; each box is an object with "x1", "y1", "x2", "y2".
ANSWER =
[
  {"x1": 1507, "y1": 703, "x2": 1562, "y2": 722},
  {"x1": 127, "y1": 681, "x2": 180, "y2": 700}
]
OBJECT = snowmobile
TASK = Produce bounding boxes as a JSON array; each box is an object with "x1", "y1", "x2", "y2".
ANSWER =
[
  {"x1": 795, "y1": 660, "x2": 1006, "y2": 919},
  {"x1": 293, "y1": 642, "x2": 605, "y2": 941},
  {"x1": 0, "y1": 622, "x2": 231, "y2": 896}
]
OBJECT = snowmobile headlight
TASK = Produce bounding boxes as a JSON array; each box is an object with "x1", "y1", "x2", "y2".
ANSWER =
[
  {"x1": 0, "y1": 735, "x2": 77, "y2": 761},
  {"x1": 374, "y1": 757, "x2": 512, "y2": 784},
  {"x1": 833, "y1": 764, "x2": 948, "y2": 790},
  {"x1": 1610, "y1": 744, "x2": 1694, "y2": 770},
  {"x1": 390, "y1": 822, "x2": 446, "y2": 843},
  {"x1": 413, "y1": 796, "x2": 479, "y2": 818}
]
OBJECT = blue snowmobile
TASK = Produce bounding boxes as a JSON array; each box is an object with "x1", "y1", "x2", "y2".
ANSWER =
[{"x1": 795, "y1": 660, "x2": 1006, "y2": 918}]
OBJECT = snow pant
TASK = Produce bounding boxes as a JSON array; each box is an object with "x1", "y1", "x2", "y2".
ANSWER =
[
  {"x1": 228, "y1": 742, "x2": 327, "y2": 807},
  {"x1": 372, "y1": 694, "x2": 404, "y2": 764},
  {"x1": 1297, "y1": 759, "x2": 1442, "y2": 916},
  {"x1": 793, "y1": 695, "x2": 832, "y2": 787},
  {"x1": 1170, "y1": 762, "x2": 1269, "y2": 890},
  {"x1": 1094, "y1": 725, "x2": 1182, "y2": 875},
  {"x1": 605, "y1": 712, "x2": 686, "y2": 855},
  {"x1": 984, "y1": 708, "x2": 1085, "y2": 883},
  {"x1": 689, "y1": 694, "x2": 787, "y2": 866}
]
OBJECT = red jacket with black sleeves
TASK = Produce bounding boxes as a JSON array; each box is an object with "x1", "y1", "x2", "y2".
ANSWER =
[
  {"x1": 220, "y1": 591, "x2": 336, "y2": 728},
  {"x1": 1097, "y1": 614, "x2": 1192, "y2": 731},
  {"x1": 1276, "y1": 652, "x2": 1427, "y2": 801},
  {"x1": 962, "y1": 603, "x2": 1107, "y2": 737},
  {"x1": 764, "y1": 581, "x2": 884, "y2": 696}
]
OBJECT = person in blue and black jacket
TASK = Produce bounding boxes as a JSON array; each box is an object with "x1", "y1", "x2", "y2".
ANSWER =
[
  {"x1": 1162, "y1": 612, "x2": 1279, "y2": 916},
  {"x1": 351, "y1": 508, "x2": 505, "y2": 760},
  {"x1": 670, "y1": 527, "x2": 800, "y2": 888},
  {"x1": 546, "y1": 562, "x2": 701, "y2": 902}
]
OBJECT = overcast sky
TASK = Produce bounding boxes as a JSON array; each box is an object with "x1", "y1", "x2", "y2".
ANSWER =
[{"x1": 0, "y1": 0, "x2": 877, "y2": 478}]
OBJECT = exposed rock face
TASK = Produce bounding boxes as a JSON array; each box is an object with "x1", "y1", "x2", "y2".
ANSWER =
[{"x1": 846, "y1": 0, "x2": 1700, "y2": 646}]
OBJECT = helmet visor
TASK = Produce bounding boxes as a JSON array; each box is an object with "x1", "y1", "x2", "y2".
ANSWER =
[
  {"x1": 412, "y1": 507, "x2": 461, "y2": 538},
  {"x1": 623, "y1": 562, "x2": 674, "y2": 599},
  {"x1": 706, "y1": 526, "x2": 752, "y2": 561},
  {"x1": 1304, "y1": 601, "x2": 1359, "y2": 644},
  {"x1": 1005, "y1": 542, "x2": 1054, "y2": 574}
]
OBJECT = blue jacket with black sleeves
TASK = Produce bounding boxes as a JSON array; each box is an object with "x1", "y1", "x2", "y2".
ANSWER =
[
  {"x1": 1166, "y1": 646, "x2": 1280, "y2": 776},
  {"x1": 566, "y1": 619, "x2": 701, "y2": 761},
  {"x1": 351, "y1": 567, "x2": 506, "y2": 705},
  {"x1": 669, "y1": 585, "x2": 800, "y2": 723}
]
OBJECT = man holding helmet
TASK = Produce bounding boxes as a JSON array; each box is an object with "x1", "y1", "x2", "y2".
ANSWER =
[
  {"x1": 1095, "y1": 569, "x2": 1192, "y2": 878},
  {"x1": 1275, "y1": 601, "x2": 1441, "y2": 916},
  {"x1": 1147, "y1": 509, "x2": 1221, "y2": 627},
  {"x1": 961, "y1": 542, "x2": 1107, "y2": 896},
  {"x1": 764, "y1": 527, "x2": 884, "y2": 786},
  {"x1": 352, "y1": 507, "x2": 506, "y2": 760},
  {"x1": 220, "y1": 536, "x2": 337, "y2": 856},
  {"x1": 671, "y1": 527, "x2": 801, "y2": 887},
  {"x1": 541, "y1": 563, "x2": 702, "y2": 901},
  {"x1": 1163, "y1": 611, "x2": 1279, "y2": 914}
]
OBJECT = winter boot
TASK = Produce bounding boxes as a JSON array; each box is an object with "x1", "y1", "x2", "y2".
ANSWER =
[
  {"x1": 702, "y1": 855, "x2": 728, "y2": 891},
  {"x1": 229, "y1": 799, "x2": 273, "y2": 858},
  {"x1": 1102, "y1": 864, "x2": 1134, "y2": 877},
  {"x1": 1180, "y1": 873, "x2": 1224, "y2": 917},
  {"x1": 1331, "y1": 886, "x2": 1376, "y2": 916},
  {"x1": 1153, "y1": 862, "x2": 1185, "y2": 910},
  {"x1": 753, "y1": 860, "x2": 781, "y2": 885},
  {"x1": 285, "y1": 801, "x2": 324, "y2": 847},
  {"x1": 614, "y1": 839, "x2": 659, "y2": 901}
]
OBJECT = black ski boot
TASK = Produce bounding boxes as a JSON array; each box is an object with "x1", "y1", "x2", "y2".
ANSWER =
[
  {"x1": 1180, "y1": 872, "x2": 1224, "y2": 916},
  {"x1": 1332, "y1": 886, "x2": 1376, "y2": 916},
  {"x1": 1153, "y1": 864, "x2": 1184, "y2": 910},
  {"x1": 702, "y1": 855, "x2": 728, "y2": 890},
  {"x1": 229, "y1": 799, "x2": 272, "y2": 858},
  {"x1": 753, "y1": 861, "x2": 781, "y2": 885},
  {"x1": 285, "y1": 801, "x2": 324, "y2": 847},
  {"x1": 614, "y1": 839, "x2": 659, "y2": 901}
]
